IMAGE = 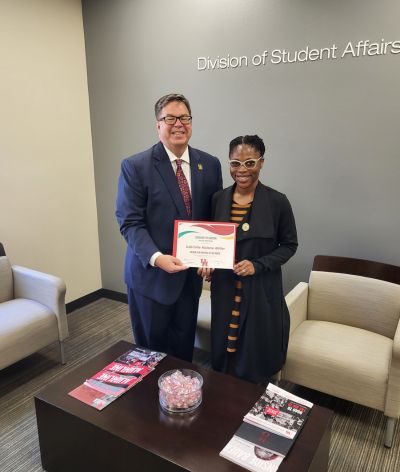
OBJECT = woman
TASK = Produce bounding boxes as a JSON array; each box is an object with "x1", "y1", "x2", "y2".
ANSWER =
[{"x1": 210, "y1": 135, "x2": 297, "y2": 384}]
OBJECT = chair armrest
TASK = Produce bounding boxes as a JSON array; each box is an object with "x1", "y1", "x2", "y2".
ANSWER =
[
  {"x1": 285, "y1": 282, "x2": 309, "y2": 334},
  {"x1": 385, "y1": 320, "x2": 400, "y2": 418},
  {"x1": 12, "y1": 265, "x2": 68, "y2": 340},
  {"x1": 203, "y1": 280, "x2": 211, "y2": 291}
]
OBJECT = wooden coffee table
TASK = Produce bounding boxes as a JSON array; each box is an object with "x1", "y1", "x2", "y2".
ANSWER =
[{"x1": 35, "y1": 341, "x2": 332, "y2": 472}]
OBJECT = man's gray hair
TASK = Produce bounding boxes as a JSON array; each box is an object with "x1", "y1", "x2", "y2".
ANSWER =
[{"x1": 154, "y1": 93, "x2": 191, "y2": 119}]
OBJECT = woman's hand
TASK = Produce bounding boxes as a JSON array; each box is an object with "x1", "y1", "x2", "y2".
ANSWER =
[
  {"x1": 234, "y1": 260, "x2": 255, "y2": 277},
  {"x1": 197, "y1": 267, "x2": 214, "y2": 282}
]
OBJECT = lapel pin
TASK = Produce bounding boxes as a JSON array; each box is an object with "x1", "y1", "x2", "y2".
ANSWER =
[
  {"x1": 242, "y1": 223, "x2": 250, "y2": 232},
  {"x1": 198, "y1": 163, "x2": 203, "y2": 171}
]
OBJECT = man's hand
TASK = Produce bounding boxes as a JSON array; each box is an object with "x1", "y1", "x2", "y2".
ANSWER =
[{"x1": 154, "y1": 254, "x2": 188, "y2": 273}]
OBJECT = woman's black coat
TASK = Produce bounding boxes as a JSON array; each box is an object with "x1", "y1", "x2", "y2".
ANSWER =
[{"x1": 210, "y1": 182, "x2": 298, "y2": 384}]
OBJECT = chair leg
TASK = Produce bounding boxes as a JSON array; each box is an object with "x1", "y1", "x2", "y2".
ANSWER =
[
  {"x1": 384, "y1": 417, "x2": 396, "y2": 448},
  {"x1": 59, "y1": 340, "x2": 66, "y2": 365}
]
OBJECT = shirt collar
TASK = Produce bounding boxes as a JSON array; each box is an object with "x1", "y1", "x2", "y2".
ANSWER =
[{"x1": 163, "y1": 145, "x2": 190, "y2": 164}]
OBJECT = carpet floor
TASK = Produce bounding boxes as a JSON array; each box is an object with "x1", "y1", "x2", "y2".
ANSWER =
[{"x1": 0, "y1": 298, "x2": 399, "y2": 471}]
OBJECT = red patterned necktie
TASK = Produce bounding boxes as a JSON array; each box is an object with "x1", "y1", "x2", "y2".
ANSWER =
[{"x1": 175, "y1": 159, "x2": 192, "y2": 217}]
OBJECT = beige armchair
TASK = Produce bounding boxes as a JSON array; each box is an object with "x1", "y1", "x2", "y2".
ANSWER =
[
  {"x1": 195, "y1": 280, "x2": 211, "y2": 351},
  {"x1": 281, "y1": 255, "x2": 400, "y2": 447},
  {"x1": 0, "y1": 243, "x2": 68, "y2": 370}
]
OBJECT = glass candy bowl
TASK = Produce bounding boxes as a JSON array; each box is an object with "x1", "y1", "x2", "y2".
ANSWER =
[{"x1": 158, "y1": 369, "x2": 203, "y2": 413}]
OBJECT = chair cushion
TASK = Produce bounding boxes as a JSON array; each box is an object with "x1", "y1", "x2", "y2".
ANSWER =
[
  {"x1": 308, "y1": 271, "x2": 400, "y2": 338},
  {"x1": 0, "y1": 256, "x2": 13, "y2": 303},
  {"x1": 0, "y1": 298, "x2": 58, "y2": 370},
  {"x1": 283, "y1": 320, "x2": 392, "y2": 411},
  {"x1": 197, "y1": 287, "x2": 211, "y2": 330}
]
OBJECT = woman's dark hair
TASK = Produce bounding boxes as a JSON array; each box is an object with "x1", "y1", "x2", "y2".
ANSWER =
[{"x1": 229, "y1": 135, "x2": 265, "y2": 157}]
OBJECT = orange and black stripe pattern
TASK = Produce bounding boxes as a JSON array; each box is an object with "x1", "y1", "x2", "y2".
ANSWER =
[{"x1": 227, "y1": 202, "x2": 251, "y2": 353}]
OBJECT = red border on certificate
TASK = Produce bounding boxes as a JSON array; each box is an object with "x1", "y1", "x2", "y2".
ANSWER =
[{"x1": 173, "y1": 220, "x2": 237, "y2": 269}]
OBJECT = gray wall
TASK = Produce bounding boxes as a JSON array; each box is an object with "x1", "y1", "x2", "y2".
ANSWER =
[{"x1": 82, "y1": 0, "x2": 400, "y2": 294}]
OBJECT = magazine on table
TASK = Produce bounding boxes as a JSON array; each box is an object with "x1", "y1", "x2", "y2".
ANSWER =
[
  {"x1": 220, "y1": 384, "x2": 313, "y2": 471},
  {"x1": 103, "y1": 360, "x2": 153, "y2": 378},
  {"x1": 243, "y1": 383, "x2": 313, "y2": 439},
  {"x1": 114, "y1": 346, "x2": 166, "y2": 368},
  {"x1": 68, "y1": 346, "x2": 166, "y2": 410},
  {"x1": 220, "y1": 436, "x2": 284, "y2": 472},
  {"x1": 234, "y1": 421, "x2": 295, "y2": 458}
]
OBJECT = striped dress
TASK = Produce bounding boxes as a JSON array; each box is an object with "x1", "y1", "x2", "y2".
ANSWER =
[{"x1": 226, "y1": 201, "x2": 252, "y2": 353}]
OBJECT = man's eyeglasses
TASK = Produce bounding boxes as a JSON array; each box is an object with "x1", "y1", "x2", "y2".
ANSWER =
[
  {"x1": 229, "y1": 157, "x2": 263, "y2": 169},
  {"x1": 158, "y1": 115, "x2": 192, "y2": 125}
]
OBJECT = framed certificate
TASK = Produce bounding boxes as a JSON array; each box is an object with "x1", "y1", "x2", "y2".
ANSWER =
[{"x1": 172, "y1": 220, "x2": 237, "y2": 269}]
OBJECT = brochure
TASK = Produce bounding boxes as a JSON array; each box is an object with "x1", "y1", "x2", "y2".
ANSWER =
[
  {"x1": 115, "y1": 346, "x2": 166, "y2": 368},
  {"x1": 68, "y1": 346, "x2": 166, "y2": 410},
  {"x1": 234, "y1": 421, "x2": 294, "y2": 457},
  {"x1": 220, "y1": 384, "x2": 313, "y2": 471},
  {"x1": 244, "y1": 383, "x2": 313, "y2": 439},
  {"x1": 220, "y1": 436, "x2": 284, "y2": 472}
]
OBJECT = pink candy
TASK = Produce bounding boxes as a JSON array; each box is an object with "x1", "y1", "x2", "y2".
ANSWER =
[{"x1": 159, "y1": 370, "x2": 202, "y2": 410}]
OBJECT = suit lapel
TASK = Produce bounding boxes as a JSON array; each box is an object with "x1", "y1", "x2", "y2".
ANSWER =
[
  {"x1": 153, "y1": 142, "x2": 187, "y2": 217},
  {"x1": 214, "y1": 186, "x2": 234, "y2": 222}
]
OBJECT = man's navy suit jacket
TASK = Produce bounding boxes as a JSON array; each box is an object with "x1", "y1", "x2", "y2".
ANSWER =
[{"x1": 116, "y1": 141, "x2": 222, "y2": 305}]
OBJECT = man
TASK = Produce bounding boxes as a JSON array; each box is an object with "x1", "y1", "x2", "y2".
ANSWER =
[{"x1": 116, "y1": 93, "x2": 222, "y2": 361}]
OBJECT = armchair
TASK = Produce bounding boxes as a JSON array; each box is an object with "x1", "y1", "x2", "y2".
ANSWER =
[
  {"x1": 281, "y1": 255, "x2": 400, "y2": 447},
  {"x1": 195, "y1": 280, "x2": 211, "y2": 351},
  {"x1": 0, "y1": 243, "x2": 68, "y2": 370}
]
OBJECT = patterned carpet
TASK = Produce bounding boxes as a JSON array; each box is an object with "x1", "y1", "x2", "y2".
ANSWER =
[{"x1": 0, "y1": 298, "x2": 399, "y2": 471}]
